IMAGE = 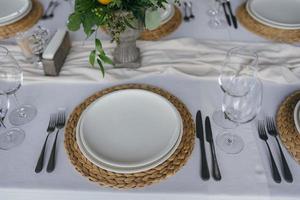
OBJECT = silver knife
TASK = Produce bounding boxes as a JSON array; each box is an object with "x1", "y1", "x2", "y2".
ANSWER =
[
  {"x1": 205, "y1": 117, "x2": 221, "y2": 181},
  {"x1": 196, "y1": 111, "x2": 210, "y2": 180}
]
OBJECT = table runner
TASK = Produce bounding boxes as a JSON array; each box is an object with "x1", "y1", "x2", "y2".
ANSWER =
[{"x1": 4, "y1": 38, "x2": 300, "y2": 84}]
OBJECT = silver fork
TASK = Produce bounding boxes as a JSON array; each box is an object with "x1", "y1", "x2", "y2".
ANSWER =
[
  {"x1": 266, "y1": 117, "x2": 293, "y2": 182},
  {"x1": 257, "y1": 121, "x2": 281, "y2": 183},
  {"x1": 47, "y1": 110, "x2": 66, "y2": 172},
  {"x1": 35, "y1": 113, "x2": 56, "y2": 173}
]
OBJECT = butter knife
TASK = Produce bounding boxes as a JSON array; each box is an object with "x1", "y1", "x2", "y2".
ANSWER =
[
  {"x1": 196, "y1": 111, "x2": 210, "y2": 180},
  {"x1": 205, "y1": 117, "x2": 221, "y2": 181}
]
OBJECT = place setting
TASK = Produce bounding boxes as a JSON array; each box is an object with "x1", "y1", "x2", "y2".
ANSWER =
[{"x1": 0, "y1": 0, "x2": 300, "y2": 199}]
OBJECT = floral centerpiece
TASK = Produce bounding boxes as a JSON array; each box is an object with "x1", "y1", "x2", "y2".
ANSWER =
[{"x1": 68, "y1": 0, "x2": 179, "y2": 76}]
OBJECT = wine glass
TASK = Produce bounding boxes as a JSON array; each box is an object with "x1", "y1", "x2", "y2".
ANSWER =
[
  {"x1": 207, "y1": 0, "x2": 227, "y2": 29},
  {"x1": 216, "y1": 79, "x2": 263, "y2": 154},
  {"x1": 213, "y1": 47, "x2": 258, "y2": 129},
  {"x1": 0, "y1": 46, "x2": 37, "y2": 126},
  {"x1": 0, "y1": 92, "x2": 25, "y2": 150}
]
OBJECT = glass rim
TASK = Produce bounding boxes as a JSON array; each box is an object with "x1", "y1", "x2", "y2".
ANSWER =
[
  {"x1": 0, "y1": 46, "x2": 9, "y2": 58},
  {"x1": 225, "y1": 46, "x2": 259, "y2": 69}
]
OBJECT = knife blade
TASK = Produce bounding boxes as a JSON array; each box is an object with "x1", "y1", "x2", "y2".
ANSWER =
[
  {"x1": 226, "y1": 0, "x2": 238, "y2": 29},
  {"x1": 196, "y1": 111, "x2": 210, "y2": 180},
  {"x1": 205, "y1": 117, "x2": 221, "y2": 181},
  {"x1": 221, "y1": 2, "x2": 231, "y2": 26}
]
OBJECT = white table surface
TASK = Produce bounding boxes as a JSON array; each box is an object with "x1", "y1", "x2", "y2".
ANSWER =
[{"x1": 0, "y1": 1, "x2": 299, "y2": 200}]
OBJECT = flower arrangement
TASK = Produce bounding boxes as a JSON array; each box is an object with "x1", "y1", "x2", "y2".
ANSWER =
[{"x1": 67, "y1": 0, "x2": 179, "y2": 76}]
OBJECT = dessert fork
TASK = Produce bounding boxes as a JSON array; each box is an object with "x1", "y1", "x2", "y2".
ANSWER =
[
  {"x1": 266, "y1": 117, "x2": 293, "y2": 182},
  {"x1": 47, "y1": 110, "x2": 66, "y2": 172},
  {"x1": 35, "y1": 113, "x2": 56, "y2": 173},
  {"x1": 257, "y1": 121, "x2": 281, "y2": 183}
]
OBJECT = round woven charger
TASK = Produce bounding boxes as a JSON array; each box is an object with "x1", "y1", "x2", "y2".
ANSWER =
[
  {"x1": 64, "y1": 84, "x2": 195, "y2": 189},
  {"x1": 140, "y1": 5, "x2": 182, "y2": 41},
  {"x1": 0, "y1": 0, "x2": 43, "y2": 40},
  {"x1": 236, "y1": 4, "x2": 300, "y2": 43},
  {"x1": 276, "y1": 91, "x2": 300, "y2": 164}
]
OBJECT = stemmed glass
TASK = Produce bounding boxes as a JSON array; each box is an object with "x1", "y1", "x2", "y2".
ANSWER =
[
  {"x1": 207, "y1": 0, "x2": 227, "y2": 29},
  {"x1": 0, "y1": 46, "x2": 37, "y2": 126},
  {"x1": 0, "y1": 92, "x2": 25, "y2": 150},
  {"x1": 216, "y1": 79, "x2": 263, "y2": 154},
  {"x1": 213, "y1": 47, "x2": 261, "y2": 154}
]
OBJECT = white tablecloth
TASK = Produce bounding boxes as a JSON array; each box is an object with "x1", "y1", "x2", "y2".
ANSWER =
[{"x1": 0, "y1": 1, "x2": 299, "y2": 200}]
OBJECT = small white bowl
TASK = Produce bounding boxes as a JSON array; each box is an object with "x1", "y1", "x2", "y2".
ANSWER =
[{"x1": 293, "y1": 100, "x2": 300, "y2": 134}]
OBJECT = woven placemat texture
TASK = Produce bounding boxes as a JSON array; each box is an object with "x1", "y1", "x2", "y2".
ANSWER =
[
  {"x1": 140, "y1": 6, "x2": 182, "y2": 40},
  {"x1": 276, "y1": 91, "x2": 300, "y2": 164},
  {"x1": 0, "y1": 0, "x2": 43, "y2": 39},
  {"x1": 64, "y1": 84, "x2": 195, "y2": 189},
  {"x1": 236, "y1": 4, "x2": 300, "y2": 43}
]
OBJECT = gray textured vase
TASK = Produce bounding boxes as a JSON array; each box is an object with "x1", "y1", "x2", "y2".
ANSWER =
[{"x1": 113, "y1": 25, "x2": 142, "y2": 68}]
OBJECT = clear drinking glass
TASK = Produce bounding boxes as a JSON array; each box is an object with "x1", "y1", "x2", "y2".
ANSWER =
[
  {"x1": 207, "y1": 0, "x2": 227, "y2": 29},
  {"x1": 212, "y1": 47, "x2": 260, "y2": 154},
  {"x1": 213, "y1": 47, "x2": 258, "y2": 129},
  {"x1": 0, "y1": 46, "x2": 37, "y2": 126},
  {"x1": 216, "y1": 79, "x2": 263, "y2": 154},
  {"x1": 15, "y1": 26, "x2": 50, "y2": 67},
  {"x1": 0, "y1": 92, "x2": 25, "y2": 150}
]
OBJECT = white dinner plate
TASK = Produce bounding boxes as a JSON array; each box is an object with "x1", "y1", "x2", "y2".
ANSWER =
[
  {"x1": 294, "y1": 100, "x2": 300, "y2": 134},
  {"x1": 78, "y1": 89, "x2": 182, "y2": 169},
  {"x1": 0, "y1": 0, "x2": 32, "y2": 26},
  {"x1": 159, "y1": 3, "x2": 175, "y2": 25},
  {"x1": 76, "y1": 112, "x2": 183, "y2": 173},
  {"x1": 247, "y1": 0, "x2": 300, "y2": 29}
]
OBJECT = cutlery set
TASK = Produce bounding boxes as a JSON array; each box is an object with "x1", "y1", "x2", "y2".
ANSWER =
[
  {"x1": 218, "y1": 0, "x2": 238, "y2": 29},
  {"x1": 183, "y1": 1, "x2": 195, "y2": 22},
  {"x1": 42, "y1": 0, "x2": 60, "y2": 20},
  {"x1": 257, "y1": 118, "x2": 293, "y2": 183},
  {"x1": 196, "y1": 110, "x2": 221, "y2": 181},
  {"x1": 35, "y1": 110, "x2": 66, "y2": 173}
]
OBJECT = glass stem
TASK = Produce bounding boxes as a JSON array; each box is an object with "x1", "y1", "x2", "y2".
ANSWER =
[{"x1": 13, "y1": 94, "x2": 27, "y2": 118}]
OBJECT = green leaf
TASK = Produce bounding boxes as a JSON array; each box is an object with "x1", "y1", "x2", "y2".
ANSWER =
[
  {"x1": 124, "y1": 18, "x2": 137, "y2": 29},
  {"x1": 99, "y1": 54, "x2": 113, "y2": 65},
  {"x1": 97, "y1": 58, "x2": 105, "y2": 77},
  {"x1": 89, "y1": 50, "x2": 96, "y2": 66},
  {"x1": 67, "y1": 13, "x2": 81, "y2": 31},
  {"x1": 145, "y1": 9, "x2": 161, "y2": 30},
  {"x1": 83, "y1": 13, "x2": 96, "y2": 36},
  {"x1": 95, "y1": 39, "x2": 103, "y2": 52}
]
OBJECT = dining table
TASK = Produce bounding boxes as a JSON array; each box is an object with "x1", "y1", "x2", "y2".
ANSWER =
[{"x1": 0, "y1": 0, "x2": 300, "y2": 200}]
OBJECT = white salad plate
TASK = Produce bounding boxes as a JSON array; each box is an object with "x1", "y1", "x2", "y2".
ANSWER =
[
  {"x1": 159, "y1": 3, "x2": 175, "y2": 25},
  {"x1": 246, "y1": 0, "x2": 300, "y2": 30},
  {"x1": 0, "y1": 0, "x2": 32, "y2": 26},
  {"x1": 293, "y1": 100, "x2": 300, "y2": 134},
  {"x1": 75, "y1": 89, "x2": 183, "y2": 173}
]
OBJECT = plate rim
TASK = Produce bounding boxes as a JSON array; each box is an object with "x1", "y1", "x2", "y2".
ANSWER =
[
  {"x1": 0, "y1": 0, "x2": 32, "y2": 26},
  {"x1": 293, "y1": 100, "x2": 300, "y2": 134},
  {"x1": 76, "y1": 108, "x2": 183, "y2": 173},
  {"x1": 247, "y1": 0, "x2": 300, "y2": 28},
  {"x1": 78, "y1": 89, "x2": 183, "y2": 169}
]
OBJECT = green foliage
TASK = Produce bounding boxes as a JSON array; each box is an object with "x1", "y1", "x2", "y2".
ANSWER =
[{"x1": 67, "y1": 0, "x2": 180, "y2": 76}]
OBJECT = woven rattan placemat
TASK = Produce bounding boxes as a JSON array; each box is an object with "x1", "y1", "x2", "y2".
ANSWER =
[
  {"x1": 276, "y1": 91, "x2": 300, "y2": 164},
  {"x1": 64, "y1": 84, "x2": 195, "y2": 189},
  {"x1": 236, "y1": 4, "x2": 300, "y2": 43},
  {"x1": 0, "y1": 0, "x2": 43, "y2": 40},
  {"x1": 140, "y1": 6, "x2": 182, "y2": 41}
]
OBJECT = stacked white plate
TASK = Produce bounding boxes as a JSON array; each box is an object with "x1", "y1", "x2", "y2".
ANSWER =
[
  {"x1": 294, "y1": 100, "x2": 300, "y2": 134},
  {"x1": 246, "y1": 0, "x2": 300, "y2": 30},
  {"x1": 159, "y1": 3, "x2": 175, "y2": 25},
  {"x1": 0, "y1": 0, "x2": 32, "y2": 26},
  {"x1": 76, "y1": 89, "x2": 183, "y2": 173}
]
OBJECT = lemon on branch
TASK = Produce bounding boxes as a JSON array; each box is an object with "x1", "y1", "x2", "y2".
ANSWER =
[{"x1": 98, "y1": 0, "x2": 112, "y2": 5}]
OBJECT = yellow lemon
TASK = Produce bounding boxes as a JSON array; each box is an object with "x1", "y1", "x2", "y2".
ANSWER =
[{"x1": 98, "y1": 0, "x2": 112, "y2": 5}]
